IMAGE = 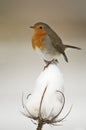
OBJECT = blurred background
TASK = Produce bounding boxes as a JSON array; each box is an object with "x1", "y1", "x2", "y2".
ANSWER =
[{"x1": 0, "y1": 0, "x2": 86, "y2": 130}]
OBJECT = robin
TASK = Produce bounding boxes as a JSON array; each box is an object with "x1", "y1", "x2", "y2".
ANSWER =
[{"x1": 30, "y1": 22, "x2": 81, "y2": 63}]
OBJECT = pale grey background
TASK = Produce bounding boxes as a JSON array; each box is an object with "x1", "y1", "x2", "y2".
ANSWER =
[{"x1": 0, "y1": 0, "x2": 86, "y2": 130}]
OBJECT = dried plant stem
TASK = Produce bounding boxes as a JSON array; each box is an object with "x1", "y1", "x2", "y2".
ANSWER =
[
  {"x1": 37, "y1": 87, "x2": 47, "y2": 130},
  {"x1": 37, "y1": 120, "x2": 43, "y2": 130}
]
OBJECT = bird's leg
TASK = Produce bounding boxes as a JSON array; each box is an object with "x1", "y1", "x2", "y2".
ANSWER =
[
  {"x1": 44, "y1": 59, "x2": 53, "y2": 70},
  {"x1": 44, "y1": 59, "x2": 58, "y2": 70}
]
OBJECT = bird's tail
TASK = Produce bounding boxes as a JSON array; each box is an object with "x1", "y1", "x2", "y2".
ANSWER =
[
  {"x1": 65, "y1": 45, "x2": 81, "y2": 50},
  {"x1": 63, "y1": 44, "x2": 81, "y2": 63}
]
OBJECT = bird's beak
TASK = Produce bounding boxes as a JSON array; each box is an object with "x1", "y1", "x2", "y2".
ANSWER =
[{"x1": 30, "y1": 26, "x2": 34, "y2": 29}]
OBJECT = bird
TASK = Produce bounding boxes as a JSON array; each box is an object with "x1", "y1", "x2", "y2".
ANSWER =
[{"x1": 30, "y1": 22, "x2": 81, "y2": 63}]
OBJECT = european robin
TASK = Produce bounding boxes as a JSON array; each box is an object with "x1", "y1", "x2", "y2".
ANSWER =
[{"x1": 30, "y1": 22, "x2": 81, "y2": 63}]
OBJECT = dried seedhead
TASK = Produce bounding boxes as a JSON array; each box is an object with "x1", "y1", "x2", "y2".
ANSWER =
[{"x1": 21, "y1": 87, "x2": 72, "y2": 130}]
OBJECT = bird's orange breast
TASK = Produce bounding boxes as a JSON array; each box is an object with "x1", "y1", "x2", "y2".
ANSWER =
[
  {"x1": 32, "y1": 35, "x2": 46, "y2": 49},
  {"x1": 32, "y1": 28, "x2": 47, "y2": 49}
]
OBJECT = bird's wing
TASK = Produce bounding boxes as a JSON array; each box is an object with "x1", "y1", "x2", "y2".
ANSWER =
[
  {"x1": 48, "y1": 30, "x2": 65, "y2": 53},
  {"x1": 48, "y1": 31, "x2": 68, "y2": 62},
  {"x1": 46, "y1": 26, "x2": 64, "y2": 52}
]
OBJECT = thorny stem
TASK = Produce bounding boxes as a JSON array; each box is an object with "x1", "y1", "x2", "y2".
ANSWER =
[
  {"x1": 39, "y1": 87, "x2": 47, "y2": 119},
  {"x1": 37, "y1": 120, "x2": 43, "y2": 130},
  {"x1": 37, "y1": 87, "x2": 47, "y2": 130}
]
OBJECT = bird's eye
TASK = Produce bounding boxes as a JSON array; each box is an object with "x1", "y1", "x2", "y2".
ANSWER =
[{"x1": 39, "y1": 26, "x2": 43, "y2": 29}]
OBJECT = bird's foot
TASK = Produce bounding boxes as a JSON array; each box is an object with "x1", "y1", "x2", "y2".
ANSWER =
[{"x1": 43, "y1": 59, "x2": 58, "y2": 70}]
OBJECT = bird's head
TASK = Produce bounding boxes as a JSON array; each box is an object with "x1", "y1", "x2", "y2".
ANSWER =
[{"x1": 30, "y1": 22, "x2": 50, "y2": 35}]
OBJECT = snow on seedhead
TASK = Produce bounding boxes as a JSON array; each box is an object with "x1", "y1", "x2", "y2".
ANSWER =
[
  {"x1": 21, "y1": 60, "x2": 72, "y2": 130},
  {"x1": 25, "y1": 61, "x2": 64, "y2": 119}
]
